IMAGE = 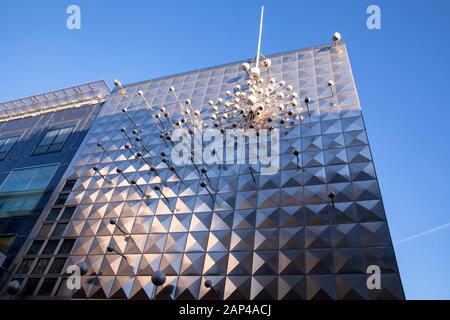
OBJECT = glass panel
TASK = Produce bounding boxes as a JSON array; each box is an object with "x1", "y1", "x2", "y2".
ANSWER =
[
  {"x1": 56, "y1": 278, "x2": 70, "y2": 296},
  {"x1": 0, "y1": 164, "x2": 59, "y2": 193},
  {"x1": 0, "y1": 234, "x2": 15, "y2": 253},
  {"x1": 48, "y1": 258, "x2": 67, "y2": 274},
  {"x1": 60, "y1": 207, "x2": 76, "y2": 220},
  {"x1": 0, "y1": 193, "x2": 42, "y2": 218},
  {"x1": 0, "y1": 136, "x2": 19, "y2": 160},
  {"x1": 27, "y1": 240, "x2": 44, "y2": 255},
  {"x1": 0, "y1": 164, "x2": 59, "y2": 218},
  {"x1": 53, "y1": 127, "x2": 73, "y2": 143},
  {"x1": 46, "y1": 208, "x2": 61, "y2": 221},
  {"x1": 36, "y1": 224, "x2": 52, "y2": 238},
  {"x1": 17, "y1": 258, "x2": 34, "y2": 274},
  {"x1": 22, "y1": 278, "x2": 40, "y2": 296},
  {"x1": 38, "y1": 130, "x2": 58, "y2": 148},
  {"x1": 37, "y1": 278, "x2": 57, "y2": 296},
  {"x1": 32, "y1": 258, "x2": 50, "y2": 274},
  {"x1": 27, "y1": 165, "x2": 59, "y2": 190},
  {"x1": 54, "y1": 193, "x2": 69, "y2": 206},
  {"x1": 62, "y1": 180, "x2": 76, "y2": 192},
  {"x1": 58, "y1": 239, "x2": 75, "y2": 254},
  {"x1": 33, "y1": 126, "x2": 74, "y2": 155},
  {"x1": 42, "y1": 240, "x2": 59, "y2": 255},
  {"x1": 51, "y1": 223, "x2": 68, "y2": 237}
]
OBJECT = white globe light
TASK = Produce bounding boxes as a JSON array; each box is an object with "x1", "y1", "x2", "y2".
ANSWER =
[
  {"x1": 247, "y1": 95, "x2": 257, "y2": 105},
  {"x1": 263, "y1": 59, "x2": 272, "y2": 67},
  {"x1": 332, "y1": 32, "x2": 342, "y2": 42},
  {"x1": 250, "y1": 67, "x2": 261, "y2": 80}
]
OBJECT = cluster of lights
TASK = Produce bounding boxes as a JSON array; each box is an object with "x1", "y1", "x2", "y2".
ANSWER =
[{"x1": 211, "y1": 59, "x2": 304, "y2": 130}]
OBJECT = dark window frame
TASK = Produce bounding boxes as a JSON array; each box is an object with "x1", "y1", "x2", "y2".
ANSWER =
[{"x1": 32, "y1": 125, "x2": 75, "y2": 156}]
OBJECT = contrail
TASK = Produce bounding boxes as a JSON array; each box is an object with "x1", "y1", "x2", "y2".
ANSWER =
[{"x1": 395, "y1": 222, "x2": 450, "y2": 245}]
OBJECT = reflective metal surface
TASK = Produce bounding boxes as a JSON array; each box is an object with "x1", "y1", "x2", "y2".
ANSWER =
[{"x1": 5, "y1": 44, "x2": 404, "y2": 300}]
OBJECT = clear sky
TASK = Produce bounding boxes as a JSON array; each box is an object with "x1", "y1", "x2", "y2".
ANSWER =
[{"x1": 1, "y1": 0, "x2": 449, "y2": 299}]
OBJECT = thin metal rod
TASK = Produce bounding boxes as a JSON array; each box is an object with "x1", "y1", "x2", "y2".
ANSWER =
[
  {"x1": 112, "y1": 248, "x2": 127, "y2": 260},
  {"x1": 141, "y1": 95, "x2": 153, "y2": 111},
  {"x1": 135, "y1": 137, "x2": 151, "y2": 154},
  {"x1": 115, "y1": 223, "x2": 128, "y2": 235},
  {"x1": 249, "y1": 166, "x2": 256, "y2": 183},
  {"x1": 256, "y1": 5, "x2": 264, "y2": 67}
]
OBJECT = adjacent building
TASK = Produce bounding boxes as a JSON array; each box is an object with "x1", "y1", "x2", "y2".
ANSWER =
[
  {"x1": 1, "y1": 42, "x2": 404, "y2": 299},
  {"x1": 0, "y1": 81, "x2": 109, "y2": 293}
]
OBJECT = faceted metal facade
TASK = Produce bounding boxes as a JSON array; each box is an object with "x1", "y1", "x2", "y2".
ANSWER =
[{"x1": 6, "y1": 44, "x2": 404, "y2": 299}]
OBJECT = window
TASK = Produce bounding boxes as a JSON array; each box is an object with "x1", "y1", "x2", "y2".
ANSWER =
[
  {"x1": 58, "y1": 239, "x2": 75, "y2": 254},
  {"x1": 32, "y1": 126, "x2": 74, "y2": 155},
  {"x1": 17, "y1": 259, "x2": 34, "y2": 274},
  {"x1": 0, "y1": 234, "x2": 15, "y2": 253},
  {"x1": 32, "y1": 258, "x2": 50, "y2": 274},
  {"x1": 48, "y1": 258, "x2": 67, "y2": 274},
  {"x1": 51, "y1": 223, "x2": 68, "y2": 237},
  {"x1": 23, "y1": 278, "x2": 40, "y2": 295},
  {"x1": 42, "y1": 240, "x2": 59, "y2": 255},
  {"x1": 37, "y1": 278, "x2": 58, "y2": 296},
  {"x1": 54, "y1": 193, "x2": 69, "y2": 206},
  {"x1": 0, "y1": 164, "x2": 58, "y2": 218},
  {"x1": 36, "y1": 224, "x2": 52, "y2": 238},
  {"x1": 0, "y1": 164, "x2": 59, "y2": 193},
  {"x1": 46, "y1": 208, "x2": 61, "y2": 221},
  {"x1": 61, "y1": 180, "x2": 76, "y2": 192},
  {"x1": 60, "y1": 207, "x2": 76, "y2": 220},
  {"x1": 0, "y1": 136, "x2": 19, "y2": 160},
  {"x1": 27, "y1": 240, "x2": 44, "y2": 255},
  {"x1": 56, "y1": 278, "x2": 70, "y2": 296}
]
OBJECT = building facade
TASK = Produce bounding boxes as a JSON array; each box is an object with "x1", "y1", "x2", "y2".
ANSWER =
[
  {"x1": 0, "y1": 81, "x2": 109, "y2": 292},
  {"x1": 2, "y1": 43, "x2": 404, "y2": 299}
]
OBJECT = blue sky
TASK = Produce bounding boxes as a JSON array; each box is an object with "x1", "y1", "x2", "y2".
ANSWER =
[{"x1": 1, "y1": 0, "x2": 449, "y2": 299}]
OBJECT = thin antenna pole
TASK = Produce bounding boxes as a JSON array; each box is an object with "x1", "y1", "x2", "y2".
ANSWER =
[{"x1": 256, "y1": 5, "x2": 264, "y2": 67}]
